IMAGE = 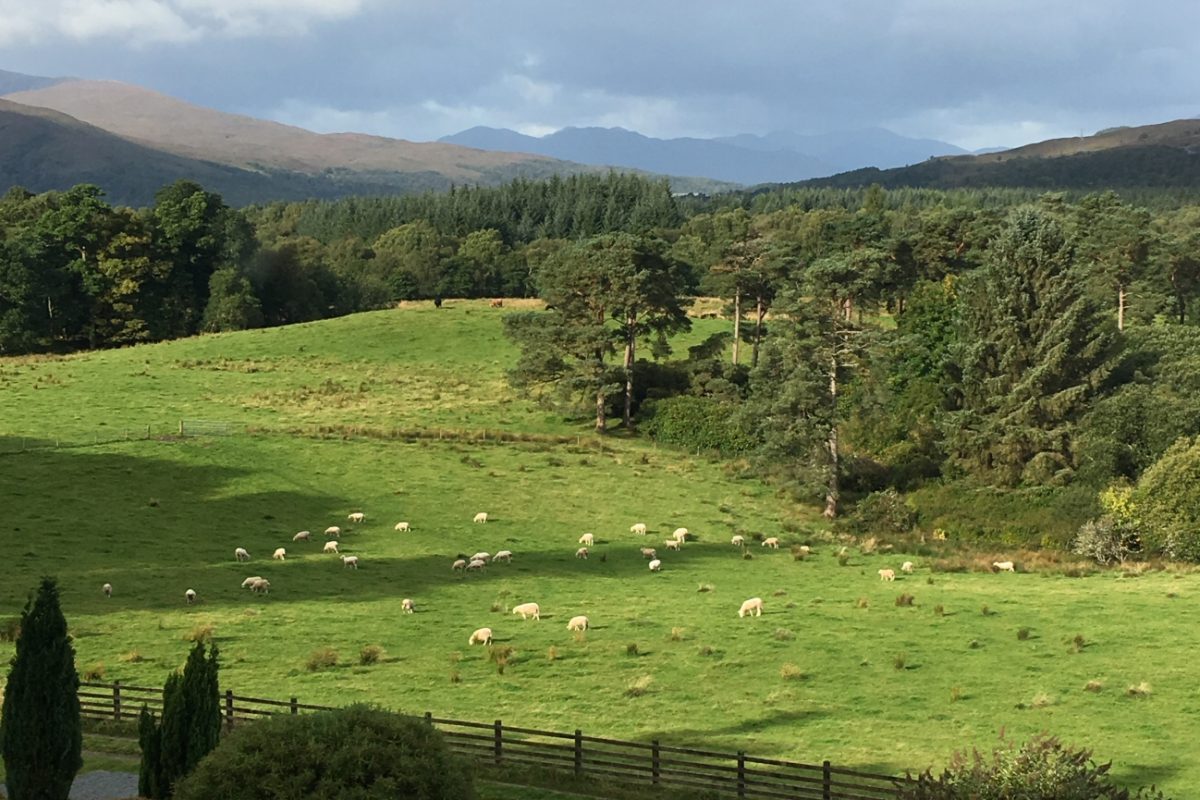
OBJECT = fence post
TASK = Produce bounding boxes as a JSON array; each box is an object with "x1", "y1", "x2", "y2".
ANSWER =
[
  {"x1": 225, "y1": 689, "x2": 234, "y2": 727},
  {"x1": 493, "y1": 720, "x2": 502, "y2": 765},
  {"x1": 651, "y1": 740, "x2": 660, "y2": 786},
  {"x1": 178, "y1": 420, "x2": 184, "y2": 436},
  {"x1": 290, "y1": 697, "x2": 299, "y2": 715},
  {"x1": 574, "y1": 729, "x2": 583, "y2": 777},
  {"x1": 425, "y1": 711, "x2": 433, "y2": 726},
  {"x1": 112, "y1": 680, "x2": 122, "y2": 721},
  {"x1": 823, "y1": 760, "x2": 832, "y2": 800},
  {"x1": 737, "y1": 751, "x2": 746, "y2": 799}
]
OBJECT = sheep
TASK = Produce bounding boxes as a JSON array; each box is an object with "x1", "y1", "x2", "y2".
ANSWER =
[
  {"x1": 467, "y1": 559, "x2": 487, "y2": 571},
  {"x1": 249, "y1": 578, "x2": 271, "y2": 594},
  {"x1": 471, "y1": 552, "x2": 491, "y2": 563},
  {"x1": 348, "y1": 512, "x2": 365, "y2": 523},
  {"x1": 493, "y1": 550, "x2": 513, "y2": 563},
  {"x1": 575, "y1": 547, "x2": 589, "y2": 559},
  {"x1": 323, "y1": 540, "x2": 340, "y2": 554},
  {"x1": 648, "y1": 559, "x2": 662, "y2": 572},
  {"x1": 640, "y1": 547, "x2": 657, "y2": 560},
  {"x1": 731, "y1": 535, "x2": 745, "y2": 546},
  {"x1": 324, "y1": 526, "x2": 341, "y2": 538},
  {"x1": 234, "y1": 547, "x2": 250, "y2": 562},
  {"x1": 512, "y1": 602, "x2": 541, "y2": 620},
  {"x1": 452, "y1": 558, "x2": 468, "y2": 571},
  {"x1": 578, "y1": 533, "x2": 595, "y2": 547},
  {"x1": 273, "y1": 547, "x2": 286, "y2": 561},
  {"x1": 185, "y1": 588, "x2": 197, "y2": 605},
  {"x1": 738, "y1": 597, "x2": 764, "y2": 618},
  {"x1": 993, "y1": 560, "x2": 1016, "y2": 573},
  {"x1": 401, "y1": 598, "x2": 415, "y2": 614},
  {"x1": 394, "y1": 522, "x2": 411, "y2": 532},
  {"x1": 342, "y1": 555, "x2": 359, "y2": 569},
  {"x1": 241, "y1": 576, "x2": 264, "y2": 589},
  {"x1": 761, "y1": 537, "x2": 780, "y2": 549},
  {"x1": 292, "y1": 530, "x2": 311, "y2": 542},
  {"x1": 473, "y1": 512, "x2": 488, "y2": 523},
  {"x1": 672, "y1": 527, "x2": 689, "y2": 542},
  {"x1": 664, "y1": 539, "x2": 681, "y2": 551},
  {"x1": 630, "y1": 523, "x2": 647, "y2": 536},
  {"x1": 489, "y1": 298, "x2": 504, "y2": 308},
  {"x1": 102, "y1": 583, "x2": 112, "y2": 598},
  {"x1": 798, "y1": 545, "x2": 811, "y2": 555},
  {"x1": 566, "y1": 615, "x2": 589, "y2": 632},
  {"x1": 901, "y1": 561, "x2": 914, "y2": 574},
  {"x1": 469, "y1": 627, "x2": 493, "y2": 646},
  {"x1": 878, "y1": 568, "x2": 896, "y2": 581}
]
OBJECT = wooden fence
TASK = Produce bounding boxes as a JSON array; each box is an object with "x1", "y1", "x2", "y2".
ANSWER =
[{"x1": 79, "y1": 681, "x2": 911, "y2": 800}]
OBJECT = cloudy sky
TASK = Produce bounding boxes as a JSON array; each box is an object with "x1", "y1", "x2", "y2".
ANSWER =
[{"x1": 1, "y1": 0, "x2": 1197, "y2": 149}]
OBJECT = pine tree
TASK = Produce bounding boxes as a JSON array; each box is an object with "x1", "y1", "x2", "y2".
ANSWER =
[
  {"x1": 138, "y1": 705, "x2": 163, "y2": 800},
  {"x1": 0, "y1": 577, "x2": 83, "y2": 800},
  {"x1": 139, "y1": 641, "x2": 221, "y2": 799}
]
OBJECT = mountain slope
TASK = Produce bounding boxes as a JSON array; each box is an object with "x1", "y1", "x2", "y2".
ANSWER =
[
  {"x1": 714, "y1": 128, "x2": 969, "y2": 172},
  {"x1": 0, "y1": 68, "x2": 69, "y2": 95}
]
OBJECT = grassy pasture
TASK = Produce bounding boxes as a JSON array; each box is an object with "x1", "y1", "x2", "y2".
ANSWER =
[{"x1": 0, "y1": 301, "x2": 1195, "y2": 794}]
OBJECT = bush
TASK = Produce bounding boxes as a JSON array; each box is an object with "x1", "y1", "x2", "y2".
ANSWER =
[
  {"x1": 173, "y1": 705, "x2": 475, "y2": 800},
  {"x1": 641, "y1": 395, "x2": 756, "y2": 455},
  {"x1": 1131, "y1": 435, "x2": 1200, "y2": 561},
  {"x1": 359, "y1": 645, "x2": 385, "y2": 665},
  {"x1": 306, "y1": 647, "x2": 339, "y2": 672},
  {"x1": 843, "y1": 488, "x2": 917, "y2": 535},
  {"x1": 1072, "y1": 516, "x2": 1141, "y2": 565}
]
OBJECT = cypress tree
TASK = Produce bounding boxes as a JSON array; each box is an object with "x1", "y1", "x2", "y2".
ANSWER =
[
  {"x1": 0, "y1": 577, "x2": 83, "y2": 800},
  {"x1": 138, "y1": 706, "x2": 163, "y2": 800},
  {"x1": 142, "y1": 641, "x2": 221, "y2": 798}
]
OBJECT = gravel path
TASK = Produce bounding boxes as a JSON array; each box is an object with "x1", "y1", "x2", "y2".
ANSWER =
[{"x1": 0, "y1": 771, "x2": 139, "y2": 800}]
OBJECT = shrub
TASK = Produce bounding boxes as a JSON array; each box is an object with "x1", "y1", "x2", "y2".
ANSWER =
[
  {"x1": 173, "y1": 705, "x2": 475, "y2": 800},
  {"x1": 306, "y1": 647, "x2": 339, "y2": 672},
  {"x1": 1131, "y1": 435, "x2": 1200, "y2": 561},
  {"x1": 359, "y1": 645, "x2": 385, "y2": 665},
  {"x1": 844, "y1": 488, "x2": 918, "y2": 535},
  {"x1": 641, "y1": 396, "x2": 755, "y2": 455},
  {"x1": 1072, "y1": 516, "x2": 1141, "y2": 565}
]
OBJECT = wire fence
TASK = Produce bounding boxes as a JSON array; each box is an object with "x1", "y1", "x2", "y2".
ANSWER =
[{"x1": 0, "y1": 420, "x2": 238, "y2": 455}]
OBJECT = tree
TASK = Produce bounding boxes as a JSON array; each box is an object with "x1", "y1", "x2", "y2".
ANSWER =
[
  {"x1": 202, "y1": 268, "x2": 263, "y2": 332},
  {"x1": 948, "y1": 207, "x2": 1119, "y2": 486},
  {"x1": 1131, "y1": 435, "x2": 1200, "y2": 561},
  {"x1": 1072, "y1": 191, "x2": 1153, "y2": 331},
  {"x1": 139, "y1": 641, "x2": 221, "y2": 798},
  {"x1": 0, "y1": 577, "x2": 82, "y2": 800}
]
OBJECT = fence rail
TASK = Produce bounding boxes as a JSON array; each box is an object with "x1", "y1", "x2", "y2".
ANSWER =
[{"x1": 80, "y1": 681, "x2": 910, "y2": 799}]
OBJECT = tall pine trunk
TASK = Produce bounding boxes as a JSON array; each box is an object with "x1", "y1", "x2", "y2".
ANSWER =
[
  {"x1": 623, "y1": 313, "x2": 636, "y2": 429},
  {"x1": 752, "y1": 296, "x2": 765, "y2": 367},
  {"x1": 1117, "y1": 284, "x2": 1126, "y2": 331},
  {"x1": 823, "y1": 354, "x2": 839, "y2": 519},
  {"x1": 731, "y1": 287, "x2": 742, "y2": 365}
]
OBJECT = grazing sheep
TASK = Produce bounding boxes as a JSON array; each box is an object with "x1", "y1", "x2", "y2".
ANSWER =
[
  {"x1": 292, "y1": 530, "x2": 311, "y2": 542},
  {"x1": 401, "y1": 598, "x2": 415, "y2": 614},
  {"x1": 648, "y1": 559, "x2": 663, "y2": 572},
  {"x1": 493, "y1": 550, "x2": 513, "y2": 563},
  {"x1": 672, "y1": 527, "x2": 689, "y2": 542},
  {"x1": 878, "y1": 568, "x2": 896, "y2": 581},
  {"x1": 578, "y1": 533, "x2": 595, "y2": 547},
  {"x1": 665, "y1": 539, "x2": 681, "y2": 551},
  {"x1": 731, "y1": 535, "x2": 745, "y2": 546},
  {"x1": 512, "y1": 602, "x2": 541, "y2": 620},
  {"x1": 471, "y1": 552, "x2": 491, "y2": 563},
  {"x1": 489, "y1": 298, "x2": 504, "y2": 308},
  {"x1": 640, "y1": 547, "x2": 657, "y2": 559},
  {"x1": 799, "y1": 545, "x2": 811, "y2": 555},
  {"x1": 394, "y1": 522, "x2": 411, "y2": 532},
  {"x1": 324, "y1": 526, "x2": 341, "y2": 538},
  {"x1": 473, "y1": 512, "x2": 488, "y2": 523},
  {"x1": 241, "y1": 576, "x2": 264, "y2": 589},
  {"x1": 342, "y1": 555, "x2": 359, "y2": 569},
  {"x1": 567, "y1": 615, "x2": 589, "y2": 632},
  {"x1": 761, "y1": 537, "x2": 780, "y2": 549},
  {"x1": 235, "y1": 547, "x2": 250, "y2": 562},
  {"x1": 102, "y1": 583, "x2": 112, "y2": 598},
  {"x1": 323, "y1": 541, "x2": 340, "y2": 554},
  {"x1": 452, "y1": 559, "x2": 468, "y2": 572},
  {"x1": 348, "y1": 512, "x2": 365, "y2": 523},
  {"x1": 993, "y1": 560, "x2": 1016, "y2": 573},
  {"x1": 185, "y1": 589, "x2": 197, "y2": 605},
  {"x1": 249, "y1": 578, "x2": 271, "y2": 594},
  {"x1": 467, "y1": 559, "x2": 487, "y2": 571},
  {"x1": 469, "y1": 627, "x2": 493, "y2": 646},
  {"x1": 901, "y1": 561, "x2": 914, "y2": 574},
  {"x1": 630, "y1": 523, "x2": 647, "y2": 536},
  {"x1": 575, "y1": 547, "x2": 589, "y2": 559},
  {"x1": 273, "y1": 548, "x2": 286, "y2": 561},
  {"x1": 738, "y1": 597, "x2": 764, "y2": 618}
]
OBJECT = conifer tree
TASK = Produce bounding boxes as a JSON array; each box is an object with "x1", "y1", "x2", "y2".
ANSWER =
[{"x1": 138, "y1": 641, "x2": 221, "y2": 799}]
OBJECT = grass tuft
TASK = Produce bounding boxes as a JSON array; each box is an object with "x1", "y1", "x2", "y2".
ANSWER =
[
  {"x1": 183, "y1": 622, "x2": 215, "y2": 643},
  {"x1": 895, "y1": 593, "x2": 915, "y2": 607},
  {"x1": 306, "y1": 647, "x2": 339, "y2": 672},
  {"x1": 779, "y1": 663, "x2": 807, "y2": 681},
  {"x1": 624, "y1": 675, "x2": 653, "y2": 697},
  {"x1": 359, "y1": 644, "x2": 385, "y2": 665}
]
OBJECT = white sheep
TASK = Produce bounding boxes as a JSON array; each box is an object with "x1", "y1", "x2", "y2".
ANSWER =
[
  {"x1": 473, "y1": 512, "x2": 488, "y2": 523},
  {"x1": 731, "y1": 535, "x2": 745, "y2": 546},
  {"x1": 878, "y1": 568, "x2": 896, "y2": 581},
  {"x1": 512, "y1": 602, "x2": 541, "y2": 620},
  {"x1": 467, "y1": 559, "x2": 487, "y2": 571},
  {"x1": 323, "y1": 541, "x2": 340, "y2": 554},
  {"x1": 578, "y1": 533, "x2": 595, "y2": 547},
  {"x1": 471, "y1": 552, "x2": 491, "y2": 563},
  {"x1": 493, "y1": 550, "x2": 513, "y2": 563},
  {"x1": 185, "y1": 588, "x2": 197, "y2": 605},
  {"x1": 901, "y1": 561, "x2": 914, "y2": 574},
  {"x1": 324, "y1": 526, "x2": 341, "y2": 538},
  {"x1": 640, "y1": 547, "x2": 657, "y2": 560},
  {"x1": 672, "y1": 527, "x2": 689, "y2": 542},
  {"x1": 799, "y1": 545, "x2": 811, "y2": 555},
  {"x1": 575, "y1": 547, "x2": 589, "y2": 559},
  {"x1": 452, "y1": 558, "x2": 468, "y2": 571},
  {"x1": 342, "y1": 555, "x2": 359, "y2": 569},
  {"x1": 102, "y1": 583, "x2": 112, "y2": 598},
  {"x1": 241, "y1": 576, "x2": 264, "y2": 589},
  {"x1": 761, "y1": 537, "x2": 780, "y2": 549},
  {"x1": 273, "y1": 548, "x2": 286, "y2": 561},
  {"x1": 469, "y1": 627, "x2": 493, "y2": 645},
  {"x1": 566, "y1": 615, "x2": 589, "y2": 632},
  {"x1": 664, "y1": 539, "x2": 681, "y2": 551},
  {"x1": 348, "y1": 512, "x2": 365, "y2": 523},
  {"x1": 292, "y1": 530, "x2": 311, "y2": 542},
  {"x1": 738, "y1": 597, "x2": 763, "y2": 618},
  {"x1": 394, "y1": 522, "x2": 411, "y2": 532},
  {"x1": 235, "y1": 547, "x2": 250, "y2": 562},
  {"x1": 648, "y1": 559, "x2": 662, "y2": 572},
  {"x1": 630, "y1": 523, "x2": 647, "y2": 536},
  {"x1": 249, "y1": 578, "x2": 271, "y2": 594},
  {"x1": 993, "y1": 560, "x2": 1016, "y2": 573},
  {"x1": 401, "y1": 598, "x2": 415, "y2": 614}
]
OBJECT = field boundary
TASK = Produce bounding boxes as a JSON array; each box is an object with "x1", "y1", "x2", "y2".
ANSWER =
[{"x1": 79, "y1": 680, "x2": 911, "y2": 799}]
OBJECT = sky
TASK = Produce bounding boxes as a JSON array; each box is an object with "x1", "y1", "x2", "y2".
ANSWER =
[{"x1": 1, "y1": 0, "x2": 1197, "y2": 150}]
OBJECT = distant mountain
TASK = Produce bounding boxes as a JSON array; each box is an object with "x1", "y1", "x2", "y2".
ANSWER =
[
  {"x1": 714, "y1": 128, "x2": 969, "y2": 173},
  {"x1": 441, "y1": 126, "x2": 834, "y2": 185},
  {"x1": 0, "y1": 68, "x2": 69, "y2": 95}
]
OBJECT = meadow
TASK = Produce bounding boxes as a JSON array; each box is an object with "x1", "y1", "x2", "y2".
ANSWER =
[{"x1": 0, "y1": 300, "x2": 1195, "y2": 794}]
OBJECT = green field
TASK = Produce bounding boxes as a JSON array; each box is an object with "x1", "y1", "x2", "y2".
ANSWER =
[{"x1": 0, "y1": 301, "x2": 1195, "y2": 794}]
